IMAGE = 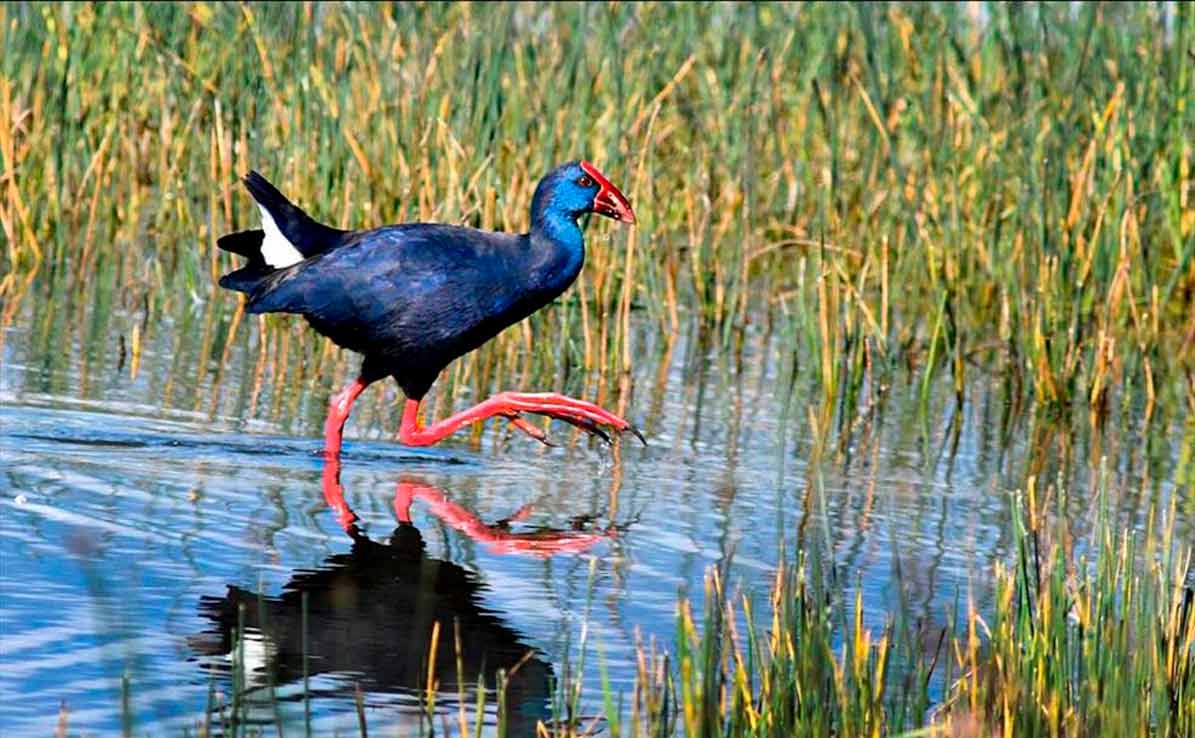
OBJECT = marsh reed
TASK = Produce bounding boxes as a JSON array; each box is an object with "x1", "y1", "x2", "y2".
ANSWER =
[{"x1": 1, "y1": 2, "x2": 1192, "y2": 449}]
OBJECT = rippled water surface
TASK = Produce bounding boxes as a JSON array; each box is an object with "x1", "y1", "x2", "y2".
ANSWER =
[{"x1": 2, "y1": 297, "x2": 1190, "y2": 737}]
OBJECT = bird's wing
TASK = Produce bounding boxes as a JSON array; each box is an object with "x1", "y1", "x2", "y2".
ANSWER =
[{"x1": 246, "y1": 224, "x2": 533, "y2": 355}]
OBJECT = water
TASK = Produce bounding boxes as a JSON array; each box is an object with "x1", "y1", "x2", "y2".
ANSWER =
[{"x1": 1, "y1": 289, "x2": 1190, "y2": 736}]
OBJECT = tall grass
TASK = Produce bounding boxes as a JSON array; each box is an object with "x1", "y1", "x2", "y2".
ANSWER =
[
  {"x1": 583, "y1": 478, "x2": 1191, "y2": 738},
  {"x1": 1, "y1": 2, "x2": 1192, "y2": 448}
]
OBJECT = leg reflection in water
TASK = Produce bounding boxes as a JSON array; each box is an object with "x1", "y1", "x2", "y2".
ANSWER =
[
  {"x1": 321, "y1": 456, "x2": 616, "y2": 558},
  {"x1": 192, "y1": 457, "x2": 617, "y2": 734}
]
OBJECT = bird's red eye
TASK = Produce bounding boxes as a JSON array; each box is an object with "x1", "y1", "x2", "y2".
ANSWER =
[{"x1": 577, "y1": 175, "x2": 594, "y2": 188}]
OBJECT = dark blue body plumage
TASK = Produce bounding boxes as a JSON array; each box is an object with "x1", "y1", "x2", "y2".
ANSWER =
[
  {"x1": 218, "y1": 162, "x2": 600, "y2": 400},
  {"x1": 254, "y1": 223, "x2": 581, "y2": 398}
]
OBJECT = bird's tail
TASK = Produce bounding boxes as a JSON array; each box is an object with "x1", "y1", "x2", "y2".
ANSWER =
[{"x1": 217, "y1": 171, "x2": 349, "y2": 295}]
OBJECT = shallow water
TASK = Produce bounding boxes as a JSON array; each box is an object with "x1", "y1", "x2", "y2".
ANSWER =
[{"x1": 1, "y1": 291, "x2": 1190, "y2": 736}]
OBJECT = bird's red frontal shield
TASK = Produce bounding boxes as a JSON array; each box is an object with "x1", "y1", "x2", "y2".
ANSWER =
[{"x1": 580, "y1": 160, "x2": 636, "y2": 224}]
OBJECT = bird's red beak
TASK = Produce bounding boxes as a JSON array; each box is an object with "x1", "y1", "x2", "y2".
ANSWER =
[{"x1": 581, "y1": 160, "x2": 636, "y2": 224}]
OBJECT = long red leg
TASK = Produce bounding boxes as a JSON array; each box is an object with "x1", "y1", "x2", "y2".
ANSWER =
[
  {"x1": 397, "y1": 392, "x2": 644, "y2": 447},
  {"x1": 323, "y1": 376, "x2": 370, "y2": 458}
]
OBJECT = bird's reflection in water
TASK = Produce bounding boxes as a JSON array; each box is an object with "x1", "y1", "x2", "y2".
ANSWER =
[{"x1": 192, "y1": 457, "x2": 615, "y2": 734}]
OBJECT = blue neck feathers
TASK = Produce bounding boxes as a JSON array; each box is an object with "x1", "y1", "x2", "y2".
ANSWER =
[{"x1": 528, "y1": 187, "x2": 585, "y2": 288}]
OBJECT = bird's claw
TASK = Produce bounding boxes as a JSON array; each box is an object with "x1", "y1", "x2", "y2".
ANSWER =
[{"x1": 584, "y1": 418, "x2": 645, "y2": 447}]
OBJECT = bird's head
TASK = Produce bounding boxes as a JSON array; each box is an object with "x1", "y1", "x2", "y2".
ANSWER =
[{"x1": 533, "y1": 161, "x2": 636, "y2": 225}]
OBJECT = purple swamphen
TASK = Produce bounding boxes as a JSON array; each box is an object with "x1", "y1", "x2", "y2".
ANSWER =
[{"x1": 217, "y1": 161, "x2": 642, "y2": 456}]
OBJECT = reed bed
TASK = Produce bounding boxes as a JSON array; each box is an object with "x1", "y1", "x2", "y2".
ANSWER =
[{"x1": 1, "y1": 2, "x2": 1192, "y2": 447}]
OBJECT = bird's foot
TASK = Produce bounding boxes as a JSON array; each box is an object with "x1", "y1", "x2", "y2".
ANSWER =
[
  {"x1": 397, "y1": 393, "x2": 645, "y2": 448},
  {"x1": 496, "y1": 392, "x2": 646, "y2": 447}
]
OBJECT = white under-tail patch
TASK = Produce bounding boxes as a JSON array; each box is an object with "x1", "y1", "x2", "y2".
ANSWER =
[
  {"x1": 258, "y1": 204, "x2": 304, "y2": 267},
  {"x1": 238, "y1": 627, "x2": 276, "y2": 688}
]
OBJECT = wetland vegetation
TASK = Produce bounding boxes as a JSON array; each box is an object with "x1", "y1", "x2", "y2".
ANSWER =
[{"x1": 1, "y1": 2, "x2": 1193, "y2": 736}]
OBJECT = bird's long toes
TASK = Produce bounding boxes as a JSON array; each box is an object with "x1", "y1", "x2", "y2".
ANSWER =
[
  {"x1": 563, "y1": 411, "x2": 640, "y2": 447},
  {"x1": 509, "y1": 415, "x2": 555, "y2": 446}
]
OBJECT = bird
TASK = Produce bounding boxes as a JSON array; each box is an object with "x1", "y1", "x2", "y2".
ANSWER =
[{"x1": 216, "y1": 161, "x2": 644, "y2": 457}]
